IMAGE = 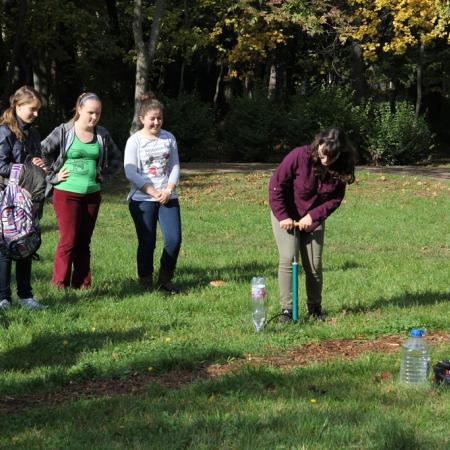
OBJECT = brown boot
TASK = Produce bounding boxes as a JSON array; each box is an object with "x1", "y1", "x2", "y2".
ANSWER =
[
  {"x1": 156, "y1": 269, "x2": 180, "y2": 294},
  {"x1": 138, "y1": 275, "x2": 153, "y2": 290}
]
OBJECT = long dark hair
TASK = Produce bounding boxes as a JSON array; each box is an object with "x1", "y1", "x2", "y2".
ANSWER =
[{"x1": 310, "y1": 128, "x2": 357, "y2": 184}]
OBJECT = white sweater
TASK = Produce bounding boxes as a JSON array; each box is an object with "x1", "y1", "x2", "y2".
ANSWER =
[{"x1": 124, "y1": 129, "x2": 180, "y2": 202}]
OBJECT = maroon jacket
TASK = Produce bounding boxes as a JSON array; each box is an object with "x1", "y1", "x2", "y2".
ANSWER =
[{"x1": 269, "y1": 145, "x2": 346, "y2": 231}]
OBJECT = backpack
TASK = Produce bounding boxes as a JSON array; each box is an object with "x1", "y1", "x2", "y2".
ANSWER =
[{"x1": 0, "y1": 163, "x2": 41, "y2": 260}]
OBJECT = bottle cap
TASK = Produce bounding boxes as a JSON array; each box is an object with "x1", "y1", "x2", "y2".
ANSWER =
[{"x1": 410, "y1": 328, "x2": 424, "y2": 337}]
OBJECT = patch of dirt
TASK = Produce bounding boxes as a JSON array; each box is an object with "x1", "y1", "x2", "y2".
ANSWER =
[
  {"x1": 207, "y1": 331, "x2": 449, "y2": 376},
  {"x1": 1, "y1": 332, "x2": 448, "y2": 414}
]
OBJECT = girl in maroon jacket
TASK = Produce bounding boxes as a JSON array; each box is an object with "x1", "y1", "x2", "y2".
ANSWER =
[{"x1": 269, "y1": 128, "x2": 356, "y2": 322}]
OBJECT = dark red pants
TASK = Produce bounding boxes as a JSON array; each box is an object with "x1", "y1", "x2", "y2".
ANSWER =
[{"x1": 52, "y1": 188, "x2": 101, "y2": 288}]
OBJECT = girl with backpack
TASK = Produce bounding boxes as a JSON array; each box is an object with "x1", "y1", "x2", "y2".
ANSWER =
[
  {"x1": 41, "y1": 92, "x2": 121, "y2": 290},
  {"x1": 0, "y1": 85, "x2": 47, "y2": 311},
  {"x1": 124, "y1": 93, "x2": 182, "y2": 293}
]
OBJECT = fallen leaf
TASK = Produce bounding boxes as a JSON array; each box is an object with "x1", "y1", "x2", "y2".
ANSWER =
[{"x1": 210, "y1": 280, "x2": 226, "y2": 287}]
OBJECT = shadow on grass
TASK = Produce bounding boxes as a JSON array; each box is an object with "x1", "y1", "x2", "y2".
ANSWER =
[
  {"x1": 176, "y1": 262, "x2": 274, "y2": 290},
  {"x1": 0, "y1": 341, "x2": 243, "y2": 398},
  {"x1": 0, "y1": 328, "x2": 146, "y2": 372},
  {"x1": 325, "y1": 260, "x2": 363, "y2": 272},
  {"x1": 0, "y1": 364, "x2": 433, "y2": 450},
  {"x1": 340, "y1": 290, "x2": 450, "y2": 314},
  {"x1": 31, "y1": 261, "x2": 276, "y2": 302}
]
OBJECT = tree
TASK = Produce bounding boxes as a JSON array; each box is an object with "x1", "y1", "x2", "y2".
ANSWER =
[
  {"x1": 1, "y1": 0, "x2": 28, "y2": 104},
  {"x1": 131, "y1": 0, "x2": 167, "y2": 133},
  {"x1": 345, "y1": 0, "x2": 450, "y2": 116}
]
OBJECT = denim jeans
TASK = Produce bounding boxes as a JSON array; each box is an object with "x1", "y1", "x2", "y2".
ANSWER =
[
  {"x1": 129, "y1": 199, "x2": 182, "y2": 278},
  {"x1": 0, "y1": 252, "x2": 33, "y2": 302}
]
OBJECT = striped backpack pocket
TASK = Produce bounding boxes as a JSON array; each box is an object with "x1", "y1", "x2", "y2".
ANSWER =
[{"x1": 0, "y1": 164, "x2": 41, "y2": 260}]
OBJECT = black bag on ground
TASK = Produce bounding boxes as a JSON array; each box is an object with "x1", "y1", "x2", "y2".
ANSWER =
[{"x1": 433, "y1": 360, "x2": 450, "y2": 385}]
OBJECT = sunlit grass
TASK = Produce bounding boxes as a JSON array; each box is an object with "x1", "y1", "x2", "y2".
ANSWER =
[{"x1": 0, "y1": 169, "x2": 449, "y2": 449}]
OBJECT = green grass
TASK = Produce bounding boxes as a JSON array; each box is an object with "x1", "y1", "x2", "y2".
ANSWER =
[{"x1": 0, "y1": 170, "x2": 449, "y2": 449}]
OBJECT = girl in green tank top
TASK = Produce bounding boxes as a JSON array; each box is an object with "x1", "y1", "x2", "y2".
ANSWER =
[{"x1": 57, "y1": 135, "x2": 100, "y2": 194}]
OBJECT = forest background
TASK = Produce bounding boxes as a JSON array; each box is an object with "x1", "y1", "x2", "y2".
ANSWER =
[{"x1": 1, "y1": 0, "x2": 450, "y2": 165}]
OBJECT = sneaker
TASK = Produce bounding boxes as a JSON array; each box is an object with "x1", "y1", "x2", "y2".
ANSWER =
[
  {"x1": 0, "y1": 299, "x2": 11, "y2": 310},
  {"x1": 18, "y1": 298, "x2": 46, "y2": 310},
  {"x1": 278, "y1": 308, "x2": 293, "y2": 323}
]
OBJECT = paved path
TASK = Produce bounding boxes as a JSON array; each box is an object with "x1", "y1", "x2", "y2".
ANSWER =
[{"x1": 182, "y1": 162, "x2": 450, "y2": 181}]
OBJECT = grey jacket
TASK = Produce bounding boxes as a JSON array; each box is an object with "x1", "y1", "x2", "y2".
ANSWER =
[{"x1": 41, "y1": 121, "x2": 121, "y2": 193}]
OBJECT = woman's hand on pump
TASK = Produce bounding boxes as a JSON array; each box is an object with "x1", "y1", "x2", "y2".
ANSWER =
[
  {"x1": 279, "y1": 218, "x2": 295, "y2": 230},
  {"x1": 298, "y1": 213, "x2": 313, "y2": 231}
]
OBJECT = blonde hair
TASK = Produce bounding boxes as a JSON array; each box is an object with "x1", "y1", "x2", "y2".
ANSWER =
[
  {"x1": 0, "y1": 86, "x2": 42, "y2": 140},
  {"x1": 72, "y1": 92, "x2": 101, "y2": 121}
]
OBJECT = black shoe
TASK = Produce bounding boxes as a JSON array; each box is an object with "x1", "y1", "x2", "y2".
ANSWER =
[
  {"x1": 278, "y1": 308, "x2": 293, "y2": 323},
  {"x1": 307, "y1": 307, "x2": 325, "y2": 321},
  {"x1": 157, "y1": 281, "x2": 180, "y2": 295}
]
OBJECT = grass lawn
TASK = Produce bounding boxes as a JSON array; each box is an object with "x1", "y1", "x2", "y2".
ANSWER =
[{"x1": 0, "y1": 168, "x2": 449, "y2": 449}]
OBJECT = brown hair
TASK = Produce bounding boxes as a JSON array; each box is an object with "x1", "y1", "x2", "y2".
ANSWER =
[
  {"x1": 138, "y1": 92, "x2": 164, "y2": 119},
  {"x1": 310, "y1": 128, "x2": 357, "y2": 184},
  {"x1": 72, "y1": 92, "x2": 101, "y2": 121},
  {"x1": 0, "y1": 85, "x2": 42, "y2": 140}
]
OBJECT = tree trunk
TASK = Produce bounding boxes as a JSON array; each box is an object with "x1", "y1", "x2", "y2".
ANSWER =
[
  {"x1": 32, "y1": 56, "x2": 48, "y2": 107},
  {"x1": 179, "y1": 60, "x2": 185, "y2": 96},
  {"x1": 213, "y1": 61, "x2": 224, "y2": 105},
  {"x1": 147, "y1": 0, "x2": 166, "y2": 72},
  {"x1": 131, "y1": 0, "x2": 148, "y2": 133},
  {"x1": 131, "y1": 0, "x2": 166, "y2": 134},
  {"x1": 2, "y1": 0, "x2": 28, "y2": 103},
  {"x1": 267, "y1": 63, "x2": 277, "y2": 99},
  {"x1": 104, "y1": 0, "x2": 120, "y2": 34},
  {"x1": 415, "y1": 43, "x2": 424, "y2": 120},
  {"x1": 178, "y1": 0, "x2": 189, "y2": 97},
  {"x1": 350, "y1": 41, "x2": 366, "y2": 103}
]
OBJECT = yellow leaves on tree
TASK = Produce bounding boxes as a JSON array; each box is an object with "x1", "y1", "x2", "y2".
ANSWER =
[{"x1": 347, "y1": 0, "x2": 450, "y2": 60}]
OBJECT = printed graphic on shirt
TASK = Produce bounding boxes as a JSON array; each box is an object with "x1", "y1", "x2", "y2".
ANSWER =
[
  {"x1": 145, "y1": 151, "x2": 170, "y2": 178},
  {"x1": 65, "y1": 159, "x2": 89, "y2": 175},
  {"x1": 138, "y1": 137, "x2": 172, "y2": 186}
]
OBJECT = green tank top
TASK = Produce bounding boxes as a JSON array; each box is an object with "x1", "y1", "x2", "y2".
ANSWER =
[{"x1": 57, "y1": 135, "x2": 101, "y2": 194}]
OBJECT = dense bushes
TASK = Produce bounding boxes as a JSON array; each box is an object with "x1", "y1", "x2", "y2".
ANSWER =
[
  {"x1": 366, "y1": 101, "x2": 434, "y2": 165},
  {"x1": 163, "y1": 94, "x2": 217, "y2": 161},
  {"x1": 219, "y1": 93, "x2": 282, "y2": 162},
  {"x1": 144, "y1": 88, "x2": 434, "y2": 165},
  {"x1": 280, "y1": 86, "x2": 370, "y2": 156}
]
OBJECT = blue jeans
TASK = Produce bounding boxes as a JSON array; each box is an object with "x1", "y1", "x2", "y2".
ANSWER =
[
  {"x1": 0, "y1": 252, "x2": 33, "y2": 302},
  {"x1": 129, "y1": 199, "x2": 182, "y2": 278}
]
